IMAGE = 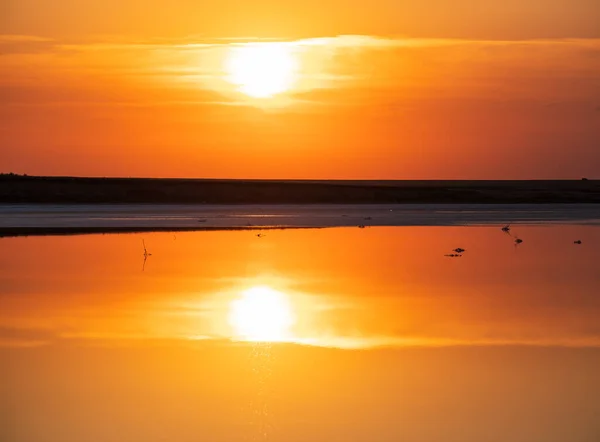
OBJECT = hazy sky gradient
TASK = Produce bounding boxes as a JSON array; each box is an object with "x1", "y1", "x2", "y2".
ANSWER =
[
  {"x1": 3, "y1": 0, "x2": 600, "y2": 39},
  {"x1": 1, "y1": 1, "x2": 599, "y2": 178}
]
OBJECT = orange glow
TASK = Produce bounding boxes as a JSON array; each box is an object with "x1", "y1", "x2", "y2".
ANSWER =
[
  {"x1": 2, "y1": 226, "x2": 600, "y2": 442},
  {"x1": 1, "y1": 226, "x2": 600, "y2": 349},
  {"x1": 2, "y1": 35, "x2": 599, "y2": 178}
]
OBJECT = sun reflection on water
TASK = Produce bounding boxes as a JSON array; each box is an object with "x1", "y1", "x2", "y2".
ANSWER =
[{"x1": 228, "y1": 286, "x2": 295, "y2": 342}]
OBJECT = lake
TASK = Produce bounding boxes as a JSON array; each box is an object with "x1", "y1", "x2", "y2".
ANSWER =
[
  {"x1": 1, "y1": 223, "x2": 600, "y2": 441},
  {"x1": 1, "y1": 203, "x2": 600, "y2": 232}
]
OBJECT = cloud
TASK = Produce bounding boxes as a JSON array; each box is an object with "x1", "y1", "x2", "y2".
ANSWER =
[
  {"x1": 0, "y1": 325, "x2": 57, "y2": 347},
  {"x1": 0, "y1": 34, "x2": 56, "y2": 55},
  {"x1": 0, "y1": 35, "x2": 53, "y2": 42},
  {"x1": 1, "y1": 34, "x2": 599, "y2": 109}
]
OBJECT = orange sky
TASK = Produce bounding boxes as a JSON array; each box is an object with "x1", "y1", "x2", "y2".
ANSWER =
[{"x1": 1, "y1": 1, "x2": 599, "y2": 178}]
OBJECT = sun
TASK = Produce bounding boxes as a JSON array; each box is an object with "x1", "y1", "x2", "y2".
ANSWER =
[
  {"x1": 225, "y1": 43, "x2": 297, "y2": 98},
  {"x1": 228, "y1": 286, "x2": 295, "y2": 342}
]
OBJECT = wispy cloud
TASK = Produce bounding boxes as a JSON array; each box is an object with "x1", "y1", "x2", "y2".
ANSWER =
[
  {"x1": 1, "y1": 34, "x2": 599, "y2": 122},
  {"x1": 0, "y1": 34, "x2": 56, "y2": 55},
  {"x1": 0, "y1": 35, "x2": 54, "y2": 42}
]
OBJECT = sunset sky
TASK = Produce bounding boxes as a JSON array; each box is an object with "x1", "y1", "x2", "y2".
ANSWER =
[{"x1": 1, "y1": 1, "x2": 599, "y2": 178}]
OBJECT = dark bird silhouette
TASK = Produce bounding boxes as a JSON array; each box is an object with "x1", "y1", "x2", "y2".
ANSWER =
[
  {"x1": 574, "y1": 240, "x2": 582, "y2": 245},
  {"x1": 445, "y1": 254, "x2": 462, "y2": 258},
  {"x1": 453, "y1": 248, "x2": 465, "y2": 254},
  {"x1": 502, "y1": 225, "x2": 511, "y2": 233},
  {"x1": 142, "y1": 239, "x2": 152, "y2": 271},
  {"x1": 515, "y1": 238, "x2": 523, "y2": 245},
  {"x1": 142, "y1": 239, "x2": 152, "y2": 257},
  {"x1": 256, "y1": 233, "x2": 266, "y2": 238}
]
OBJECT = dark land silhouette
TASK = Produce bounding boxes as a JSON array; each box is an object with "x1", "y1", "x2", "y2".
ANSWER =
[{"x1": 1, "y1": 175, "x2": 599, "y2": 204}]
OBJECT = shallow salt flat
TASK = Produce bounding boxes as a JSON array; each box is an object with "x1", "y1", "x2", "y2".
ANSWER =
[{"x1": 1, "y1": 204, "x2": 600, "y2": 230}]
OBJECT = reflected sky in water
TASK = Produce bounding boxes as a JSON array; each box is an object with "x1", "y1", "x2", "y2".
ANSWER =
[
  {"x1": 1, "y1": 226, "x2": 600, "y2": 442},
  {"x1": 1, "y1": 226, "x2": 600, "y2": 348}
]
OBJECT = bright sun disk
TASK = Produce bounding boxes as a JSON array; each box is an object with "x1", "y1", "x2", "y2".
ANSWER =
[{"x1": 225, "y1": 43, "x2": 297, "y2": 98}]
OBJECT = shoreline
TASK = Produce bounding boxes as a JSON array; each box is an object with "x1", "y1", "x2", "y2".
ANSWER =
[
  {"x1": 0, "y1": 225, "x2": 316, "y2": 238},
  {"x1": 2, "y1": 203, "x2": 600, "y2": 237},
  {"x1": 2, "y1": 176, "x2": 599, "y2": 204}
]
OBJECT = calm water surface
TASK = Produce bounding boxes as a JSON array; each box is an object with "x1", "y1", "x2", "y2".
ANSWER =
[
  {"x1": 1, "y1": 226, "x2": 600, "y2": 441},
  {"x1": 2, "y1": 203, "x2": 600, "y2": 229}
]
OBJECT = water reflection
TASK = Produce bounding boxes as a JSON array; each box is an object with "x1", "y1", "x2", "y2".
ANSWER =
[
  {"x1": 2, "y1": 226, "x2": 600, "y2": 442},
  {"x1": 229, "y1": 286, "x2": 295, "y2": 342},
  {"x1": 1, "y1": 226, "x2": 600, "y2": 349}
]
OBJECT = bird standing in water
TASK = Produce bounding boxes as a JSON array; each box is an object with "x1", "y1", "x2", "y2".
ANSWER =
[
  {"x1": 142, "y1": 239, "x2": 152, "y2": 271},
  {"x1": 142, "y1": 239, "x2": 152, "y2": 257}
]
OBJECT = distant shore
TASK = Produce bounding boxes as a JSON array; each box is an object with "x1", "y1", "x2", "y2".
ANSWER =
[
  {"x1": 1, "y1": 175, "x2": 599, "y2": 204},
  {"x1": 0, "y1": 225, "x2": 302, "y2": 238}
]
